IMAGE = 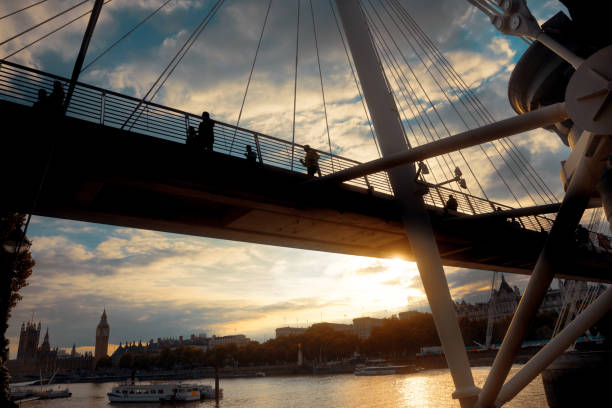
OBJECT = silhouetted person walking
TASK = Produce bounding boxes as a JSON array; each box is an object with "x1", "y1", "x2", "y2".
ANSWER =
[
  {"x1": 245, "y1": 145, "x2": 257, "y2": 164},
  {"x1": 445, "y1": 194, "x2": 458, "y2": 212},
  {"x1": 186, "y1": 126, "x2": 197, "y2": 147},
  {"x1": 48, "y1": 80, "x2": 65, "y2": 115},
  {"x1": 198, "y1": 111, "x2": 214, "y2": 151},
  {"x1": 300, "y1": 145, "x2": 321, "y2": 177}
]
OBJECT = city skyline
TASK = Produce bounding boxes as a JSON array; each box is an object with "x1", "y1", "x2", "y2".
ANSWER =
[{"x1": 2, "y1": 0, "x2": 566, "y2": 358}]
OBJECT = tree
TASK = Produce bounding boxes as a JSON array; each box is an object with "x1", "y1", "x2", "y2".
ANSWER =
[
  {"x1": 95, "y1": 356, "x2": 113, "y2": 370},
  {"x1": 1, "y1": 213, "x2": 35, "y2": 407},
  {"x1": 119, "y1": 352, "x2": 134, "y2": 369}
]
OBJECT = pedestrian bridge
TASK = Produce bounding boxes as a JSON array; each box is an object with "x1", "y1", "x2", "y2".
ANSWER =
[{"x1": 1, "y1": 60, "x2": 611, "y2": 281}]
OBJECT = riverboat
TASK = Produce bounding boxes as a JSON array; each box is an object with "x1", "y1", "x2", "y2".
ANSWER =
[
  {"x1": 107, "y1": 381, "x2": 216, "y2": 402},
  {"x1": 354, "y1": 365, "x2": 397, "y2": 376}
]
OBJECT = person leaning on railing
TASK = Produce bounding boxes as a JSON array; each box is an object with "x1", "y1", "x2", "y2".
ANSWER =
[
  {"x1": 198, "y1": 111, "x2": 215, "y2": 151},
  {"x1": 245, "y1": 145, "x2": 258, "y2": 164},
  {"x1": 444, "y1": 194, "x2": 458, "y2": 213}
]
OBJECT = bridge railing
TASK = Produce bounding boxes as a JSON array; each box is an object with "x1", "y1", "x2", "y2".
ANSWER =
[{"x1": 0, "y1": 59, "x2": 554, "y2": 234}]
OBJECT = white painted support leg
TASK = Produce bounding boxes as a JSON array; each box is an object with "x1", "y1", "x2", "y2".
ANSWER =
[
  {"x1": 494, "y1": 284, "x2": 612, "y2": 407},
  {"x1": 334, "y1": 1, "x2": 478, "y2": 406},
  {"x1": 477, "y1": 133, "x2": 612, "y2": 408}
]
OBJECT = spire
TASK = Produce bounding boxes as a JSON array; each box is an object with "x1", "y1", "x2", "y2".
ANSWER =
[
  {"x1": 43, "y1": 327, "x2": 49, "y2": 343},
  {"x1": 101, "y1": 308, "x2": 107, "y2": 320}
]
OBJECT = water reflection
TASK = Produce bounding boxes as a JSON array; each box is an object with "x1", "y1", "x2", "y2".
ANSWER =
[{"x1": 21, "y1": 366, "x2": 546, "y2": 407}]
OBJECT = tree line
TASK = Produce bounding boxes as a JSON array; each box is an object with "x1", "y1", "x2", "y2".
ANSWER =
[{"x1": 112, "y1": 311, "x2": 566, "y2": 370}]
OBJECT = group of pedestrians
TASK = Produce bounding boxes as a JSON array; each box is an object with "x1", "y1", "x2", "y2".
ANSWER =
[
  {"x1": 186, "y1": 112, "x2": 325, "y2": 177},
  {"x1": 33, "y1": 80, "x2": 65, "y2": 117},
  {"x1": 187, "y1": 111, "x2": 215, "y2": 152}
]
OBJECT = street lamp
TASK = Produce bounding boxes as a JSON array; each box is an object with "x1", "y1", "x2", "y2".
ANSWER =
[{"x1": 433, "y1": 167, "x2": 468, "y2": 189}]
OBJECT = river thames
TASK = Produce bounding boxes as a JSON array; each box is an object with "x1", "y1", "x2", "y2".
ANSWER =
[{"x1": 19, "y1": 366, "x2": 546, "y2": 407}]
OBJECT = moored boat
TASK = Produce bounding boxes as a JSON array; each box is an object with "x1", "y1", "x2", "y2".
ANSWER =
[
  {"x1": 355, "y1": 365, "x2": 396, "y2": 376},
  {"x1": 107, "y1": 381, "x2": 218, "y2": 403}
]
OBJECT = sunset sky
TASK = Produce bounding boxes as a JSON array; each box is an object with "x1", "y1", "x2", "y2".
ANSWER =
[{"x1": 1, "y1": 0, "x2": 572, "y2": 358}]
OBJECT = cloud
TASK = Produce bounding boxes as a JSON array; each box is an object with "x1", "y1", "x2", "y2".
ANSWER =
[
  {"x1": 354, "y1": 262, "x2": 387, "y2": 275},
  {"x1": 3, "y1": 0, "x2": 571, "y2": 356}
]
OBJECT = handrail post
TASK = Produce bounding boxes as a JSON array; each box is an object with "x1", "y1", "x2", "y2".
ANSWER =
[
  {"x1": 254, "y1": 133, "x2": 264, "y2": 165},
  {"x1": 364, "y1": 175, "x2": 373, "y2": 192},
  {"x1": 435, "y1": 186, "x2": 445, "y2": 209},
  {"x1": 464, "y1": 194, "x2": 477, "y2": 215},
  {"x1": 100, "y1": 91, "x2": 105, "y2": 125}
]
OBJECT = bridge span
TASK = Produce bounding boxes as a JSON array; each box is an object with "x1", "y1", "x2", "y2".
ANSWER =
[{"x1": 1, "y1": 60, "x2": 610, "y2": 282}]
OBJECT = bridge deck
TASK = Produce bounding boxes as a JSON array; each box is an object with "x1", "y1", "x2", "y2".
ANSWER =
[{"x1": 1, "y1": 61, "x2": 610, "y2": 282}]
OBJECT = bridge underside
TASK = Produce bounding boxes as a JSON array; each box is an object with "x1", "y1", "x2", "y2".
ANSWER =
[{"x1": 2, "y1": 101, "x2": 611, "y2": 282}]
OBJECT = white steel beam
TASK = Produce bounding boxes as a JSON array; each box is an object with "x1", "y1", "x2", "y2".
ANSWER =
[
  {"x1": 476, "y1": 132, "x2": 612, "y2": 408},
  {"x1": 305, "y1": 102, "x2": 568, "y2": 186},
  {"x1": 495, "y1": 284, "x2": 612, "y2": 406},
  {"x1": 334, "y1": 1, "x2": 479, "y2": 406}
]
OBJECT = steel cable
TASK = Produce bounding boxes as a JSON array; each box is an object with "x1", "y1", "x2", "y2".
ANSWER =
[
  {"x1": 228, "y1": 0, "x2": 273, "y2": 155},
  {"x1": 364, "y1": 3, "x2": 487, "y2": 202},
  {"x1": 0, "y1": 0, "x2": 90, "y2": 47},
  {"x1": 0, "y1": 0, "x2": 50, "y2": 21},
  {"x1": 310, "y1": 0, "x2": 334, "y2": 171},
  {"x1": 4, "y1": 0, "x2": 114, "y2": 60},
  {"x1": 290, "y1": 0, "x2": 300, "y2": 170},
  {"x1": 82, "y1": 0, "x2": 174, "y2": 72},
  {"x1": 392, "y1": 0, "x2": 558, "y2": 203},
  {"x1": 391, "y1": 0, "x2": 553, "y2": 205},
  {"x1": 122, "y1": 0, "x2": 224, "y2": 130},
  {"x1": 378, "y1": 0, "x2": 529, "y2": 207}
]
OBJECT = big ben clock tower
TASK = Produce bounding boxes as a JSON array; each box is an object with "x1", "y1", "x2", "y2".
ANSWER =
[{"x1": 94, "y1": 309, "x2": 109, "y2": 367}]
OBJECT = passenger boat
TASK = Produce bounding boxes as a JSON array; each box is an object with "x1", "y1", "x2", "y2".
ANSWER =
[
  {"x1": 354, "y1": 365, "x2": 397, "y2": 376},
  {"x1": 37, "y1": 387, "x2": 72, "y2": 399},
  {"x1": 107, "y1": 381, "x2": 217, "y2": 402},
  {"x1": 354, "y1": 364, "x2": 420, "y2": 376}
]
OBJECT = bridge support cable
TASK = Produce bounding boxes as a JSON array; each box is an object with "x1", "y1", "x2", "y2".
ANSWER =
[
  {"x1": 81, "y1": 0, "x2": 174, "y2": 73},
  {"x1": 329, "y1": 0, "x2": 381, "y2": 159},
  {"x1": 379, "y1": 0, "x2": 544, "y2": 208},
  {"x1": 361, "y1": 6, "x2": 446, "y2": 178},
  {"x1": 10, "y1": 0, "x2": 106, "y2": 269},
  {"x1": 368, "y1": 37, "x2": 444, "y2": 187},
  {"x1": 290, "y1": 0, "x2": 301, "y2": 171},
  {"x1": 369, "y1": 0, "x2": 533, "y2": 208},
  {"x1": 477, "y1": 132, "x2": 612, "y2": 408},
  {"x1": 363, "y1": 3, "x2": 491, "y2": 203},
  {"x1": 229, "y1": 0, "x2": 273, "y2": 156},
  {"x1": 0, "y1": 0, "x2": 90, "y2": 47},
  {"x1": 334, "y1": 2, "x2": 480, "y2": 406},
  {"x1": 358, "y1": 12, "x2": 448, "y2": 188},
  {"x1": 3, "y1": 0, "x2": 114, "y2": 61},
  {"x1": 494, "y1": 284, "x2": 612, "y2": 406},
  {"x1": 328, "y1": 0, "x2": 390, "y2": 191},
  {"x1": 304, "y1": 102, "x2": 568, "y2": 186},
  {"x1": 0, "y1": 0, "x2": 50, "y2": 21},
  {"x1": 121, "y1": 0, "x2": 224, "y2": 130},
  {"x1": 310, "y1": 0, "x2": 334, "y2": 171},
  {"x1": 361, "y1": 7, "x2": 462, "y2": 192},
  {"x1": 370, "y1": 1, "x2": 488, "y2": 199},
  {"x1": 363, "y1": 4, "x2": 455, "y2": 181},
  {"x1": 389, "y1": 0, "x2": 558, "y2": 205},
  {"x1": 63, "y1": 0, "x2": 105, "y2": 113}
]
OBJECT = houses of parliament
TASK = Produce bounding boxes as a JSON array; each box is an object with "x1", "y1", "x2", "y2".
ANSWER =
[{"x1": 8, "y1": 309, "x2": 109, "y2": 375}]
